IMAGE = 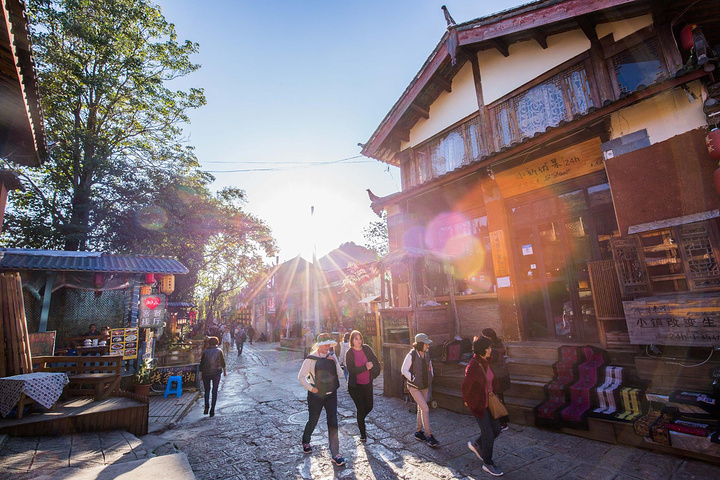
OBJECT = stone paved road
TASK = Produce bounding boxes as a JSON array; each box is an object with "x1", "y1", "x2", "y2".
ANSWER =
[{"x1": 141, "y1": 342, "x2": 720, "y2": 479}]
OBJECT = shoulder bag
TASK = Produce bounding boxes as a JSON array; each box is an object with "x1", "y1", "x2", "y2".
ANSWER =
[{"x1": 476, "y1": 359, "x2": 509, "y2": 419}]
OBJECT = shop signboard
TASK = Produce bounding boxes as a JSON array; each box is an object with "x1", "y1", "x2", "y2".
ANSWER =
[
  {"x1": 139, "y1": 294, "x2": 166, "y2": 327},
  {"x1": 151, "y1": 363, "x2": 200, "y2": 391},
  {"x1": 624, "y1": 294, "x2": 720, "y2": 347}
]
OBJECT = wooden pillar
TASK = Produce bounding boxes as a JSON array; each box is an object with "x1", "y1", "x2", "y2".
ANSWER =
[
  {"x1": 409, "y1": 260, "x2": 419, "y2": 337},
  {"x1": 446, "y1": 270, "x2": 460, "y2": 337},
  {"x1": 469, "y1": 52, "x2": 495, "y2": 155},
  {"x1": 0, "y1": 182, "x2": 8, "y2": 236},
  {"x1": 483, "y1": 180, "x2": 523, "y2": 341}
]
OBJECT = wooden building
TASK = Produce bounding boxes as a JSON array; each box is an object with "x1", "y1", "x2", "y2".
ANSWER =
[{"x1": 363, "y1": 0, "x2": 720, "y2": 459}]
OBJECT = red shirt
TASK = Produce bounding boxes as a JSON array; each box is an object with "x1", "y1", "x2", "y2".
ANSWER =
[{"x1": 352, "y1": 348, "x2": 370, "y2": 385}]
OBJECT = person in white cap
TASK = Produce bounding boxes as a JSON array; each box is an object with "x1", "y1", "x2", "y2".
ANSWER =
[
  {"x1": 401, "y1": 333, "x2": 439, "y2": 447},
  {"x1": 298, "y1": 333, "x2": 346, "y2": 467}
]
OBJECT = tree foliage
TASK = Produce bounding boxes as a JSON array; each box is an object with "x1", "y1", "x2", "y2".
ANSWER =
[
  {"x1": 3, "y1": 0, "x2": 205, "y2": 251},
  {"x1": 362, "y1": 212, "x2": 389, "y2": 258}
]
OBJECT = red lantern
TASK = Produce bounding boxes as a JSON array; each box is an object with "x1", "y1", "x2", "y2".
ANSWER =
[
  {"x1": 707, "y1": 128, "x2": 720, "y2": 161},
  {"x1": 680, "y1": 24, "x2": 696, "y2": 51},
  {"x1": 145, "y1": 273, "x2": 156, "y2": 285},
  {"x1": 93, "y1": 272, "x2": 104, "y2": 289}
]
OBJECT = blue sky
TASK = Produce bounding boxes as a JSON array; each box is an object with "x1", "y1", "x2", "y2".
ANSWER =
[{"x1": 155, "y1": 0, "x2": 521, "y2": 262}]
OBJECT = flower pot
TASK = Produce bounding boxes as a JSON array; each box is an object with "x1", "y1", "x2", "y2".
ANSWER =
[{"x1": 134, "y1": 384, "x2": 151, "y2": 397}]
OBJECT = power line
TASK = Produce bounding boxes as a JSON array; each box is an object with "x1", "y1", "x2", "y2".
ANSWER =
[{"x1": 202, "y1": 155, "x2": 376, "y2": 173}]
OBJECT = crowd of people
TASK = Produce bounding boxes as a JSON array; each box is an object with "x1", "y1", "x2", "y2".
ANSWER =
[{"x1": 198, "y1": 324, "x2": 510, "y2": 476}]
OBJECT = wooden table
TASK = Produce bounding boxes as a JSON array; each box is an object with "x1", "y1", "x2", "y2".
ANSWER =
[{"x1": 0, "y1": 372, "x2": 69, "y2": 418}]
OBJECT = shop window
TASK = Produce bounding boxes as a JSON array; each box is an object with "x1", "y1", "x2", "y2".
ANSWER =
[
  {"x1": 611, "y1": 39, "x2": 664, "y2": 95},
  {"x1": 610, "y1": 221, "x2": 720, "y2": 296}
]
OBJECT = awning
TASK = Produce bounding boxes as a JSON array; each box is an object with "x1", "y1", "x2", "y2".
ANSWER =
[{"x1": 358, "y1": 295, "x2": 381, "y2": 304}]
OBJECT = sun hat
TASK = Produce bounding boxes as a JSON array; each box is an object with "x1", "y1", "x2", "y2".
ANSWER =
[
  {"x1": 414, "y1": 333, "x2": 432, "y2": 344},
  {"x1": 314, "y1": 333, "x2": 337, "y2": 347}
]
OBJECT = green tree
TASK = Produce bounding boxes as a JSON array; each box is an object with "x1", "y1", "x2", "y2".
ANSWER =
[
  {"x1": 362, "y1": 212, "x2": 389, "y2": 258},
  {"x1": 2, "y1": 0, "x2": 205, "y2": 251}
]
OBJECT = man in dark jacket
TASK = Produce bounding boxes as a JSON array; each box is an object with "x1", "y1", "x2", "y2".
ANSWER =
[{"x1": 199, "y1": 336, "x2": 226, "y2": 417}]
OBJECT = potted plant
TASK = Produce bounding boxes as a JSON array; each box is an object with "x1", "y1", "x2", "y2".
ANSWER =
[{"x1": 133, "y1": 359, "x2": 156, "y2": 396}]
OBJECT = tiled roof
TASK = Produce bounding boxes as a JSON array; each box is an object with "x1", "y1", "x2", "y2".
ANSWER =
[{"x1": 0, "y1": 248, "x2": 188, "y2": 274}]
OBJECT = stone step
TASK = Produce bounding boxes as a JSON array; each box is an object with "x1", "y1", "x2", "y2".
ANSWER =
[
  {"x1": 506, "y1": 357, "x2": 556, "y2": 378},
  {"x1": 504, "y1": 395, "x2": 540, "y2": 426},
  {"x1": 431, "y1": 385, "x2": 466, "y2": 414},
  {"x1": 506, "y1": 341, "x2": 563, "y2": 361},
  {"x1": 506, "y1": 375, "x2": 549, "y2": 401}
]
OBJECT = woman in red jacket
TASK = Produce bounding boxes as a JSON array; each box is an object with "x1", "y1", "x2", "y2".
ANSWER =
[{"x1": 461, "y1": 336, "x2": 504, "y2": 477}]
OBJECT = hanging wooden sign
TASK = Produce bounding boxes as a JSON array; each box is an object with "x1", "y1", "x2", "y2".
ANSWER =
[
  {"x1": 623, "y1": 294, "x2": 720, "y2": 347},
  {"x1": 29, "y1": 331, "x2": 56, "y2": 357},
  {"x1": 494, "y1": 137, "x2": 604, "y2": 198}
]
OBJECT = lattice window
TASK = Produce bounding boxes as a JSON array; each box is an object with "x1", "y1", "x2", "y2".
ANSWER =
[
  {"x1": 612, "y1": 39, "x2": 664, "y2": 95},
  {"x1": 610, "y1": 236, "x2": 650, "y2": 296},
  {"x1": 492, "y1": 63, "x2": 594, "y2": 149},
  {"x1": 680, "y1": 222, "x2": 720, "y2": 290}
]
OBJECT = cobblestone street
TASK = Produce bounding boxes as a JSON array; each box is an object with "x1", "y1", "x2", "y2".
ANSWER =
[{"x1": 139, "y1": 343, "x2": 719, "y2": 479}]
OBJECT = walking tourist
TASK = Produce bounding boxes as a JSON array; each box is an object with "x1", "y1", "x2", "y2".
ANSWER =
[
  {"x1": 345, "y1": 330, "x2": 380, "y2": 442},
  {"x1": 303, "y1": 328, "x2": 315, "y2": 357},
  {"x1": 247, "y1": 325, "x2": 255, "y2": 345},
  {"x1": 338, "y1": 333, "x2": 351, "y2": 381},
  {"x1": 401, "y1": 333, "x2": 439, "y2": 448},
  {"x1": 199, "y1": 336, "x2": 226, "y2": 418},
  {"x1": 462, "y1": 336, "x2": 504, "y2": 476},
  {"x1": 298, "y1": 333, "x2": 346, "y2": 467},
  {"x1": 222, "y1": 329, "x2": 232, "y2": 357},
  {"x1": 483, "y1": 328, "x2": 511, "y2": 430},
  {"x1": 235, "y1": 326, "x2": 246, "y2": 355}
]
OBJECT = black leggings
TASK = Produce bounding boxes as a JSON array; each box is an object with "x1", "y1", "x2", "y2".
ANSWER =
[
  {"x1": 348, "y1": 383, "x2": 374, "y2": 438},
  {"x1": 203, "y1": 373, "x2": 221, "y2": 410}
]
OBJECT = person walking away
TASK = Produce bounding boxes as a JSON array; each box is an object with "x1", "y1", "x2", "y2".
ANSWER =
[
  {"x1": 483, "y1": 328, "x2": 511, "y2": 430},
  {"x1": 303, "y1": 328, "x2": 315, "y2": 357},
  {"x1": 222, "y1": 329, "x2": 232, "y2": 357},
  {"x1": 235, "y1": 327, "x2": 246, "y2": 355},
  {"x1": 199, "y1": 336, "x2": 226, "y2": 417},
  {"x1": 338, "y1": 333, "x2": 351, "y2": 381},
  {"x1": 401, "y1": 333, "x2": 439, "y2": 448},
  {"x1": 298, "y1": 333, "x2": 346, "y2": 467},
  {"x1": 247, "y1": 325, "x2": 255, "y2": 345},
  {"x1": 462, "y1": 336, "x2": 504, "y2": 476},
  {"x1": 345, "y1": 330, "x2": 380, "y2": 442}
]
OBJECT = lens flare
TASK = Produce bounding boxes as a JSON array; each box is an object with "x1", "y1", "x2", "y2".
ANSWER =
[{"x1": 137, "y1": 206, "x2": 168, "y2": 230}]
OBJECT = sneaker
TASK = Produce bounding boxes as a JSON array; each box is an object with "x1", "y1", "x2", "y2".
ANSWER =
[
  {"x1": 360, "y1": 436, "x2": 367, "y2": 443},
  {"x1": 331, "y1": 454, "x2": 345, "y2": 466},
  {"x1": 501, "y1": 425, "x2": 509, "y2": 433},
  {"x1": 426, "y1": 434, "x2": 439, "y2": 448},
  {"x1": 482, "y1": 463, "x2": 504, "y2": 476},
  {"x1": 468, "y1": 441, "x2": 482, "y2": 460},
  {"x1": 302, "y1": 443, "x2": 312, "y2": 454},
  {"x1": 414, "y1": 430, "x2": 427, "y2": 442}
]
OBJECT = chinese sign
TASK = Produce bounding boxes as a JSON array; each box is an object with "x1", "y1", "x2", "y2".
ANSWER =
[
  {"x1": 110, "y1": 327, "x2": 139, "y2": 360},
  {"x1": 139, "y1": 294, "x2": 166, "y2": 327},
  {"x1": 267, "y1": 294, "x2": 276, "y2": 314},
  {"x1": 489, "y1": 230, "x2": 510, "y2": 277},
  {"x1": 29, "y1": 331, "x2": 56, "y2": 357},
  {"x1": 237, "y1": 307, "x2": 251, "y2": 324},
  {"x1": 364, "y1": 313, "x2": 378, "y2": 336},
  {"x1": 151, "y1": 363, "x2": 199, "y2": 391},
  {"x1": 494, "y1": 137, "x2": 604, "y2": 198},
  {"x1": 624, "y1": 294, "x2": 720, "y2": 347}
]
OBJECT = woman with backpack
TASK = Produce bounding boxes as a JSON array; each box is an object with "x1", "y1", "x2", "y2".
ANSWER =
[
  {"x1": 400, "y1": 333, "x2": 439, "y2": 448},
  {"x1": 462, "y1": 336, "x2": 504, "y2": 477},
  {"x1": 345, "y1": 330, "x2": 381, "y2": 442},
  {"x1": 297, "y1": 333, "x2": 346, "y2": 467}
]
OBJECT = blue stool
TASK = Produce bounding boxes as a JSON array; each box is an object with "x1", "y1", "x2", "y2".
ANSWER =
[{"x1": 163, "y1": 375, "x2": 183, "y2": 398}]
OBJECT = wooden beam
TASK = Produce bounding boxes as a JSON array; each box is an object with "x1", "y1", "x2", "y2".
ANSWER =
[
  {"x1": 468, "y1": 53, "x2": 494, "y2": 155},
  {"x1": 391, "y1": 129, "x2": 409, "y2": 143},
  {"x1": 432, "y1": 73, "x2": 452, "y2": 93},
  {"x1": 409, "y1": 102, "x2": 430, "y2": 119},
  {"x1": 531, "y1": 28, "x2": 548, "y2": 49},
  {"x1": 577, "y1": 16, "x2": 598, "y2": 42},
  {"x1": 458, "y1": 0, "x2": 637, "y2": 46},
  {"x1": 489, "y1": 38, "x2": 509, "y2": 57}
]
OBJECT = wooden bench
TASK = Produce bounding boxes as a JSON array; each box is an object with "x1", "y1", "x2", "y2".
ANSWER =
[{"x1": 33, "y1": 355, "x2": 123, "y2": 400}]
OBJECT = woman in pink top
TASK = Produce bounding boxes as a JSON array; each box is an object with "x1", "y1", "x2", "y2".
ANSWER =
[{"x1": 345, "y1": 330, "x2": 381, "y2": 442}]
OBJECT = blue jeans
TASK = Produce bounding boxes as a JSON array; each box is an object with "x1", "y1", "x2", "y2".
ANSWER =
[
  {"x1": 302, "y1": 390, "x2": 339, "y2": 456},
  {"x1": 473, "y1": 410, "x2": 502, "y2": 465},
  {"x1": 202, "y1": 373, "x2": 221, "y2": 411}
]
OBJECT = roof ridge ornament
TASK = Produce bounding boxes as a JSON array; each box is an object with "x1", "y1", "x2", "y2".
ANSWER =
[{"x1": 441, "y1": 6, "x2": 459, "y2": 66}]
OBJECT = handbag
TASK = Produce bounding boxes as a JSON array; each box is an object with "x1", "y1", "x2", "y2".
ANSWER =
[{"x1": 476, "y1": 358, "x2": 509, "y2": 419}]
